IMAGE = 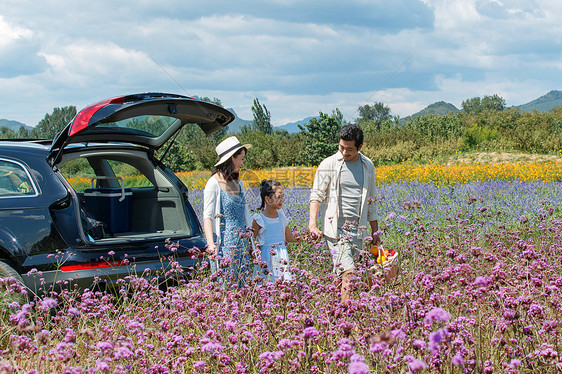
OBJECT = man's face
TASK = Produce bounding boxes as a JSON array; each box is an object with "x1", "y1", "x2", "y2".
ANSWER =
[{"x1": 338, "y1": 139, "x2": 362, "y2": 161}]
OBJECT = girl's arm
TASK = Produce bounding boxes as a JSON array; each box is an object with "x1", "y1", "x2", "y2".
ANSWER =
[
  {"x1": 285, "y1": 225, "x2": 300, "y2": 243},
  {"x1": 279, "y1": 209, "x2": 299, "y2": 243}
]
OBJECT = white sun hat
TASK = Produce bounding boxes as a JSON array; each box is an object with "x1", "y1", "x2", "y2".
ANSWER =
[{"x1": 214, "y1": 136, "x2": 252, "y2": 166}]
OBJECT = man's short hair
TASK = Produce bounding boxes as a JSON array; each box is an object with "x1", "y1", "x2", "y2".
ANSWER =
[{"x1": 339, "y1": 124, "x2": 364, "y2": 148}]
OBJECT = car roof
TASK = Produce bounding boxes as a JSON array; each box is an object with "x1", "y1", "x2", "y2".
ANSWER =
[{"x1": 0, "y1": 139, "x2": 51, "y2": 155}]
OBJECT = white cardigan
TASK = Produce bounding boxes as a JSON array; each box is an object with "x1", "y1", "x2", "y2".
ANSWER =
[
  {"x1": 310, "y1": 151, "x2": 379, "y2": 239},
  {"x1": 203, "y1": 177, "x2": 252, "y2": 246}
]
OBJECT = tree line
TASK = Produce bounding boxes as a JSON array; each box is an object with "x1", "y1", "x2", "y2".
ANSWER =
[{"x1": 2, "y1": 94, "x2": 562, "y2": 170}]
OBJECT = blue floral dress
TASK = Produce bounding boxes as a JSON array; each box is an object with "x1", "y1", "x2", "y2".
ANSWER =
[{"x1": 216, "y1": 189, "x2": 252, "y2": 287}]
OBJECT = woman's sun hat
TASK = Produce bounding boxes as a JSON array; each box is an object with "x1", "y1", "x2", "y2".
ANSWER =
[{"x1": 214, "y1": 136, "x2": 252, "y2": 166}]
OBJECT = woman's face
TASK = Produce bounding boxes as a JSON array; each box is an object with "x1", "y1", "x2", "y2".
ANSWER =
[{"x1": 231, "y1": 149, "x2": 246, "y2": 172}]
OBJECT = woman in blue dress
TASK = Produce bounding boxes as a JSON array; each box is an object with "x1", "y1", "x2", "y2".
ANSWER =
[{"x1": 203, "y1": 136, "x2": 252, "y2": 287}]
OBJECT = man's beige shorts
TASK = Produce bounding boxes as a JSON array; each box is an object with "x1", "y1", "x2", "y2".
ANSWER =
[{"x1": 326, "y1": 235, "x2": 363, "y2": 276}]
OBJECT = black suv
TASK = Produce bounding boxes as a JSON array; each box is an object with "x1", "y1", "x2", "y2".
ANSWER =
[{"x1": 0, "y1": 93, "x2": 234, "y2": 295}]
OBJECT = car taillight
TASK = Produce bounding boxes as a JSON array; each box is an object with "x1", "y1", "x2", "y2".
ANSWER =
[
  {"x1": 69, "y1": 96, "x2": 125, "y2": 136},
  {"x1": 60, "y1": 260, "x2": 125, "y2": 272}
]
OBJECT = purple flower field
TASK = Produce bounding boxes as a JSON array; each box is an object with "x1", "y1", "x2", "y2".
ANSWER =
[{"x1": 2, "y1": 181, "x2": 562, "y2": 373}]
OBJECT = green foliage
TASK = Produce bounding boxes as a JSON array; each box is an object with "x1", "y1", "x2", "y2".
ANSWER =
[
  {"x1": 251, "y1": 98, "x2": 272, "y2": 134},
  {"x1": 462, "y1": 123, "x2": 499, "y2": 148},
  {"x1": 298, "y1": 110, "x2": 344, "y2": 166},
  {"x1": 5, "y1": 93, "x2": 562, "y2": 173},
  {"x1": 358, "y1": 102, "x2": 390, "y2": 122},
  {"x1": 32, "y1": 106, "x2": 77, "y2": 139},
  {"x1": 357, "y1": 102, "x2": 393, "y2": 133},
  {"x1": 238, "y1": 131, "x2": 306, "y2": 169},
  {"x1": 462, "y1": 94, "x2": 505, "y2": 114}
]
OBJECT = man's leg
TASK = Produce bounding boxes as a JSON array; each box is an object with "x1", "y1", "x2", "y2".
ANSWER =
[
  {"x1": 327, "y1": 237, "x2": 356, "y2": 302},
  {"x1": 341, "y1": 268, "x2": 355, "y2": 303}
]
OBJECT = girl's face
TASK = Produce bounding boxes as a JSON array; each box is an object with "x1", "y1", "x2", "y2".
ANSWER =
[
  {"x1": 266, "y1": 185, "x2": 284, "y2": 209},
  {"x1": 231, "y1": 149, "x2": 246, "y2": 172}
]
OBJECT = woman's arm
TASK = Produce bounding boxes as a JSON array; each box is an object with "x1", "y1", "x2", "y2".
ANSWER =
[
  {"x1": 203, "y1": 177, "x2": 218, "y2": 254},
  {"x1": 251, "y1": 218, "x2": 262, "y2": 238},
  {"x1": 203, "y1": 218, "x2": 216, "y2": 254}
]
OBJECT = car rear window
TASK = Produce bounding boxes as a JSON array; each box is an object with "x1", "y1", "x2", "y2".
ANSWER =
[
  {"x1": 96, "y1": 115, "x2": 178, "y2": 138},
  {"x1": 0, "y1": 159, "x2": 37, "y2": 197}
]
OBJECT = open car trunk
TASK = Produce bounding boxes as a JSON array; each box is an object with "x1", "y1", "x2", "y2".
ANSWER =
[{"x1": 57, "y1": 146, "x2": 193, "y2": 244}]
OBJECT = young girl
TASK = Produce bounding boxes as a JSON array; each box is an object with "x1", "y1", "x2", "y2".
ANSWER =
[{"x1": 252, "y1": 180, "x2": 299, "y2": 282}]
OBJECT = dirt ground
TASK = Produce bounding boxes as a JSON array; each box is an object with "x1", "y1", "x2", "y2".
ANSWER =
[{"x1": 446, "y1": 152, "x2": 561, "y2": 165}]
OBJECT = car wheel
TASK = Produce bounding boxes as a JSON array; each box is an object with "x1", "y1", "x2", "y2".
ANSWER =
[{"x1": 0, "y1": 261, "x2": 29, "y2": 306}]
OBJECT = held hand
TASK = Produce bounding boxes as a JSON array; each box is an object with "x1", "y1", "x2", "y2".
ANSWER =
[
  {"x1": 308, "y1": 225, "x2": 323, "y2": 241},
  {"x1": 371, "y1": 233, "x2": 382, "y2": 246},
  {"x1": 205, "y1": 244, "x2": 218, "y2": 257}
]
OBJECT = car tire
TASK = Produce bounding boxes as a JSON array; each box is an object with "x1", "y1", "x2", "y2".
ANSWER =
[{"x1": 0, "y1": 261, "x2": 29, "y2": 305}]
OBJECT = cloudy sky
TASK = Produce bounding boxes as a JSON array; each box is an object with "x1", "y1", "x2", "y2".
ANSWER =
[{"x1": 1, "y1": 0, "x2": 561, "y2": 127}]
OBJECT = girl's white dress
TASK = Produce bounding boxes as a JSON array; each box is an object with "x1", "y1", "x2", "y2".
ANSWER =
[{"x1": 252, "y1": 209, "x2": 293, "y2": 282}]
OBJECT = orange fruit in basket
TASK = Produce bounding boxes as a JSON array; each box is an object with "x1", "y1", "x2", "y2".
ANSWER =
[{"x1": 369, "y1": 245, "x2": 381, "y2": 256}]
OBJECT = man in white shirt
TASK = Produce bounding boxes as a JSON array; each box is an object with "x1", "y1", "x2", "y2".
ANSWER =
[{"x1": 308, "y1": 124, "x2": 380, "y2": 302}]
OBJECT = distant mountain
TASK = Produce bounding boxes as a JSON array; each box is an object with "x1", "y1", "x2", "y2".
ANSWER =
[
  {"x1": 274, "y1": 117, "x2": 315, "y2": 133},
  {"x1": 0, "y1": 119, "x2": 32, "y2": 131},
  {"x1": 515, "y1": 90, "x2": 562, "y2": 112},
  {"x1": 400, "y1": 101, "x2": 459, "y2": 123},
  {"x1": 225, "y1": 108, "x2": 252, "y2": 133},
  {"x1": 225, "y1": 110, "x2": 312, "y2": 134}
]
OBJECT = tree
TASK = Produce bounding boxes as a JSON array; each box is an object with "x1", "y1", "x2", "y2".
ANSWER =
[
  {"x1": 462, "y1": 95, "x2": 505, "y2": 114},
  {"x1": 481, "y1": 94, "x2": 506, "y2": 111},
  {"x1": 32, "y1": 106, "x2": 77, "y2": 139},
  {"x1": 298, "y1": 109, "x2": 344, "y2": 165},
  {"x1": 358, "y1": 102, "x2": 391, "y2": 122},
  {"x1": 357, "y1": 102, "x2": 392, "y2": 132},
  {"x1": 251, "y1": 98, "x2": 272, "y2": 134}
]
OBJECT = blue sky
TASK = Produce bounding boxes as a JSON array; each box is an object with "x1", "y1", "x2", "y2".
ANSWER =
[{"x1": 1, "y1": 0, "x2": 561, "y2": 127}]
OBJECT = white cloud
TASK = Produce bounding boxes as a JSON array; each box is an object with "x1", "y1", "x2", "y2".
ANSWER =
[{"x1": 0, "y1": 0, "x2": 561, "y2": 128}]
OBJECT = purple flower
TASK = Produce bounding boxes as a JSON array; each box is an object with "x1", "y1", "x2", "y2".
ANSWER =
[
  {"x1": 424, "y1": 307, "x2": 451, "y2": 325},
  {"x1": 224, "y1": 320, "x2": 237, "y2": 330},
  {"x1": 473, "y1": 276, "x2": 490, "y2": 286},
  {"x1": 390, "y1": 329, "x2": 406, "y2": 340},
  {"x1": 259, "y1": 350, "x2": 284, "y2": 366},
  {"x1": 413, "y1": 339, "x2": 426, "y2": 350},
  {"x1": 38, "y1": 297, "x2": 57, "y2": 311},
  {"x1": 404, "y1": 355, "x2": 427, "y2": 372},
  {"x1": 201, "y1": 341, "x2": 224, "y2": 354},
  {"x1": 370, "y1": 342, "x2": 387, "y2": 353},
  {"x1": 429, "y1": 329, "x2": 444, "y2": 353},
  {"x1": 385, "y1": 212, "x2": 397, "y2": 221},
  {"x1": 193, "y1": 361, "x2": 206, "y2": 370},
  {"x1": 96, "y1": 341, "x2": 113, "y2": 350},
  {"x1": 348, "y1": 361, "x2": 369, "y2": 374},
  {"x1": 68, "y1": 307, "x2": 80, "y2": 317},
  {"x1": 114, "y1": 346, "x2": 134, "y2": 359},
  {"x1": 452, "y1": 352, "x2": 464, "y2": 366},
  {"x1": 303, "y1": 326, "x2": 318, "y2": 340},
  {"x1": 96, "y1": 361, "x2": 110, "y2": 372},
  {"x1": 278, "y1": 338, "x2": 293, "y2": 349}
]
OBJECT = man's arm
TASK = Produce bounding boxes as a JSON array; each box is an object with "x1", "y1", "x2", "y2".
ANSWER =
[
  {"x1": 370, "y1": 219, "x2": 381, "y2": 245},
  {"x1": 308, "y1": 200, "x2": 322, "y2": 239}
]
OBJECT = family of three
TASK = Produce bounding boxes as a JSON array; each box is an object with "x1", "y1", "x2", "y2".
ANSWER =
[{"x1": 203, "y1": 124, "x2": 384, "y2": 301}]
